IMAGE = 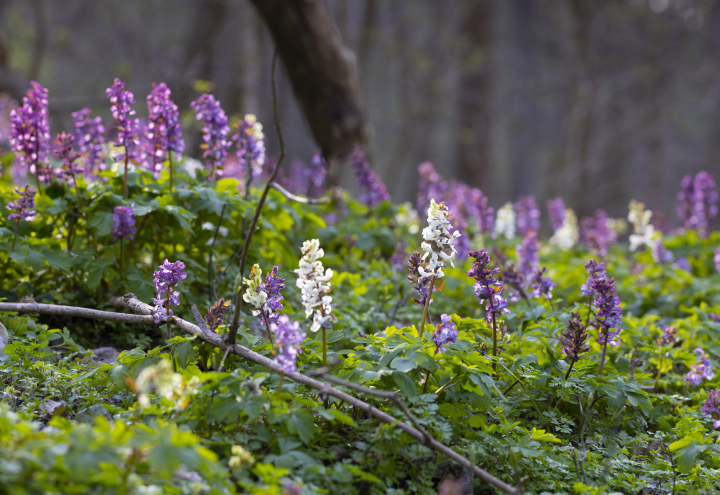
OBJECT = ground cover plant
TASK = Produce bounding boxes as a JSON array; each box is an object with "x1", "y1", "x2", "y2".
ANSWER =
[{"x1": 2, "y1": 70, "x2": 720, "y2": 495}]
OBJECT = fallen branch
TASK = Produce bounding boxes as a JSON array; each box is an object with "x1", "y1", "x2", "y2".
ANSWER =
[
  {"x1": 269, "y1": 182, "x2": 330, "y2": 205},
  {"x1": 0, "y1": 296, "x2": 522, "y2": 494}
]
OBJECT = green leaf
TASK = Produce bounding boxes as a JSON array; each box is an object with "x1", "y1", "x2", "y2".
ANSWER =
[
  {"x1": 206, "y1": 397, "x2": 240, "y2": 423},
  {"x1": 392, "y1": 372, "x2": 418, "y2": 399},
  {"x1": 174, "y1": 341, "x2": 195, "y2": 369},
  {"x1": 289, "y1": 410, "x2": 316, "y2": 444},
  {"x1": 25, "y1": 249, "x2": 45, "y2": 271},
  {"x1": 674, "y1": 441, "x2": 707, "y2": 473},
  {"x1": 87, "y1": 211, "x2": 114, "y2": 237},
  {"x1": 40, "y1": 247, "x2": 72, "y2": 270}
]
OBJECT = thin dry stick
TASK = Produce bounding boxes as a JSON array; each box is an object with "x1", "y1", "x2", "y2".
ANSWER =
[
  {"x1": 227, "y1": 46, "x2": 285, "y2": 347},
  {"x1": 0, "y1": 297, "x2": 522, "y2": 495},
  {"x1": 208, "y1": 203, "x2": 227, "y2": 299},
  {"x1": 269, "y1": 182, "x2": 330, "y2": 204}
]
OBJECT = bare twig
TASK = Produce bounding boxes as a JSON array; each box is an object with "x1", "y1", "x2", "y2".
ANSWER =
[
  {"x1": 226, "y1": 46, "x2": 286, "y2": 347},
  {"x1": 0, "y1": 297, "x2": 521, "y2": 495},
  {"x1": 269, "y1": 182, "x2": 330, "y2": 204},
  {"x1": 190, "y1": 304, "x2": 209, "y2": 333}
]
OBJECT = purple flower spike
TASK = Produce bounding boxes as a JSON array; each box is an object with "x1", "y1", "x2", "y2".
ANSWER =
[
  {"x1": 547, "y1": 197, "x2": 566, "y2": 231},
  {"x1": 692, "y1": 171, "x2": 718, "y2": 236},
  {"x1": 652, "y1": 238, "x2": 674, "y2": 265},
  {"x1": 408, "y1": 251, "x2": 432, "y2": 307},
  {"x1": 702, "y1": 390, "x2": 720, "y2": 429},
  {"x1": 262, "y1": 265, "x2": 286, "y2": 324},
  {"x1": 271, "y1": 315, "x2": 306, "y2": 374},
  {"x1": 590, "y1": 277, "x2": 622, "y2": 347},
  {"x1": 7, "y1": 186, "x2": 36, "y2": 222},
  {"x1": 562, "y1": 312, "x2": 589, "y2": 364},
  {"x1": 514, "y1": 195, "x2": 540, "y2": 236},
  {"x1": 417, "y1": 162, "x2": 448, "y2": 214},
  {"x1": 470, "y1": 188, "x2": 495, "y2": 236},
  {"x1": 580, "y1": 209, "x2": 616, "y2": 257},
  {"x1": 151, "y1": 259, "x2": 187, "y2": 325},
  {"x1": 106, "y1": 78, "x2": 140, "y2": 152},
  {"x1": 9, "y1": 82, "x2": 51, "y2": 181},
  {"x1": 191, "y1": 94, "x2": 231, "y2": 175},
  {"x1": 580, "y1": 259, "x2": 607, "y2": 297},
  {"x1": 112, "y1": 203, "x2": 136, "y2": 242},
  {"x1": 351, "y1": 147, "x2": 390, "y2": 208},
  {"x1": 54, "y1": 132, "x2": 84, "y2": 184},
  {"x1": 205, "y1": 298, "x2": 231, "y2": 331},
  {"x1": 145, "y1": 82, "x2": 184, "y2": 173},
  {"x1": 686, "y1": 348, "x2": 715, "y2": 386},
  {"x1": 235, "y1": 114, "x2": 265, "y2": 181},
  {"x1": 309, "y1": 154, "x2": 327, "y2": 189},
  {"x1": 531, "y1": 267, "x2": 555, "y2": 300},
  {"x1": 468, "y1": 249, "x2": 509, "y2": 322},
  {"x1": 677, "y1": 175, "x2": 694, "y2": 229},
  {"x1": 516, "y1": 231, "x2": 539, "y2": 287},
  {"x1": 433, "y1": 314, "x2": 458, "y2": 353},
  {"x1": 72, "y1": 108, "x2": 106, "y2": 176}
]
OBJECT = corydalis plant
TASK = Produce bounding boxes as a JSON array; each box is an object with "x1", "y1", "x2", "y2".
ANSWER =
[
  {"x1": 470, "y1": 187, "x2": 495, "y2": 237},
  {"x1": 145, "y1": 82, "x2": 184, "y2": 189},
  {"x1": 686, "y1": 347, "x2": 714, "y2": 386},
  {"x1": 468, "y1": 248, "x2": 509, "y2": 370},
  {"x1": 351, "y1": 147, "x2": 390, "y2": 209},
  {"x1": 562, "y1": 312, "x2": 588, "y2": 379},
  {"x1": 235, "y1": 114, "x2": 265, "y2": 187},
  {"x1": 205, "y1": 298, "x2": 231, "y2": 332},
  {"x1": 531, "y1": 267, "x2": 555, "y2": 308},
  {"x1": 417, "y1": 199, "x2": 460, "y2": 335},
  {"x1": 702, "y1": 390, "x2": 720, "y2": 429},
  {"x1": 547, "y1": 197, "x2": 566, "y2": 232},
  {"x1": 6, "y1": 186, "x2": 36, "y2": 250},
  {"x1": 295, "y1": 239, "x2": 333, "y2": 366},
  {"x1": 271, "y1": 315, "x2": 305, "y2": 375},
  {"x1": 72, "y1": 107, "x2": 105, "y2": 176},
  {"x1": 653, "y1": 326, "x2": 678, "y2": 391},
  {"x1": 111, "y1": 204, "x2": 136, "y2": 242},
  {"x1": 516, "y1": 231, "x2": 539, "y2": 287},
  {"x1": 243, "y1": 264, "x2": 285, "y2": 340},
  {"x1": 580, "y1": 209, "x2": 616, "y2": 257},
  {"x1": 514, "y1": 195, "x2": 540, "y2": 236},
  {"x1": 590, "y1": 276, "x2": 622, "y2": 376},
  {"x1": 677, "y1": 171, "x2": 719, "y2": 237},
  {"x1": 191, "y1": 94, "x2": 231, "y2": 177},
  {"x1": 106, "y1": 78, "x2": 140, "y2": 199},
  {"x1": 54, "y1": 132, "x2": 85, "y2": 206},
  {"x1": 9, "y1": 81, "x2": 50, "y2": 190},
  {"x1": 151, "y1": 260, "x2": 187, "y2": 337},
  {"x1": 407, "y1": 251, "x2": 432, "y2": 307}
]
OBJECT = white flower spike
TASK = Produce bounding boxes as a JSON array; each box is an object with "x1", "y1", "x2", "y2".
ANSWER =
[
  {"x1": 242, "y1": 264, "x2": 267, "y2": 316},
  {"x1": 294, "y1": 239, "x2": 333, "y2": 333},
  {"x1": 419, "y1": 199, "x2": 460, "y2": 281}
]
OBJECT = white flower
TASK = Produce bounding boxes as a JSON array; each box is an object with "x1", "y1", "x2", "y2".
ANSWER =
[
  {"x1": 242, "y1": 264, "x2": 267, "y2": 316},
  {"x1": 395, "y1": 202, "x2": 420, "y2": 234},
  {"x1": 419, "y1": 199, "x2": 460, "y2": 280},
  {"x1": 294, "y1": 239, "x2": 333, "y2": 332},
  {"x1": 628, "y1": 200, "x2": 654, "y2": 251},
  {"x1": 495, "y1": 202, "x2": 516, "y2": 240},
  {"x1": 135, "y1": 360, "x2": 198, "y2": 409},
  {"x1": 550, "y1": 208, "x2": 579, "y2": 250}
]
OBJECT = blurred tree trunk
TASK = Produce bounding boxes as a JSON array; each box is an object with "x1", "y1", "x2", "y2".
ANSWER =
[{"x1": 455, "y1": 0, "x2": 493, "y2": 187}]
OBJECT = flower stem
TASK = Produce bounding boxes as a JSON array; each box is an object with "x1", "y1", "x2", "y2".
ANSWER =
[
  {"x1": 597, "y1": 335, "x2": 609, "y2": 377},
  {"x1": 165, "y1": 290, "x2": 171, "y2": 340},
  {"x1": 492, "y1": 311, "x2": 498, "y2": 373},
  {"x1": 263, "y1": 316, "x2": 274, "y2": 343},
  {"x1": 122, "y1": 145, "x2": 129, "y2": 199},
  {"x1": 417, "y1": 275, "x2": 436, "y2": 340},
  {"x1": 422, "y1": 370, "x2": 432, "y2": 394},
  {"x1": 119, "y1": 238, "x2": 124, "y2": 280},
  {"x1": 72, "y1": 175, "x2": 84, "y2": 208},
  {"x1": 565, "y1": 360, "x2": 575, "y2": 380},
  {"x1": 547, "y1": 295, "x2": 555, "y2": 311},
  {"x1": 169, "y1": 151, "x2": 173, "y2": 193},
  {"x1": 11, "y1": 220, "x2": 19, "y2": 251},
  {"x1": 322, "y1": 327, "x2": 327, "y2": 367},
  {"x1": 277, "y1": 372, "x2": 284, "y2": 400}
]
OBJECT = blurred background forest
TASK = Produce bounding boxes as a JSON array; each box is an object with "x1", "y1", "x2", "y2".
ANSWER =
[{"x1": 0, "y1": 0, "x2": 719, "y2": 221}]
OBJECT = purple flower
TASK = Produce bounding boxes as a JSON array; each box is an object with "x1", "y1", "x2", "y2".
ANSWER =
[
  {"x1": 590, "y1": 277, "x2": 622, "y2": 347},
  {"x1": 351, "y1": 147, "x2": 390, "y2": 208},
  {"x1": 417, "y1": 162, "x2": 447, "y2": 214},
  {"x1": 106, "y1": 78, "x2": 141, "y2": 153},
  {"x1": 262, "y1": 265, "x2": 286, "y2": 324},
  {"x1": 468, "y1": 249, "x2": 509, "y2": 322},
  {"x1": 234, "y1": 114, "x2": 265, "y2": 181},
  {"x1": 112, "y1": 203, "x2": 136, "y2": 242},
  {"x1": 675, "y1": 257, "x2": 691, "y2": 272},
  {"x1": 6, "y1": 186, "x2": 36, "y2": 222},
  {"x1": 9, "y1": 82, "x2": 50, "y2": 180},
  {"x1": 693, "y1": 171, "x2": 719, "y2": 236},
  {"x1": 54, "y1": 132, "x2": 84, "y2": 184},
  {"x1": 514, "y1": 195, "x2": 540, "y2": 236},
  {"x1": 677, "y1": 174, "x2": 694, "y2": 229},
  {"x1": 151, "y1": 259, "x2": 187, "y2": 324},
  {"x1": 516, "y1": 231, "x2": 539, "y2": 287},
  {"x1": 72, "y1": 108, "x2": 106, "y2": 176},
  {"x1": 702, "y1": 390, "x2": 720, "y2": 429},
  {"x1": 547, "y1": 197, "x2": 566, "y2": 231},
  {"x1": 502, "y1": 264, "x2": 526, "y2": 304},
  {"x1": 658, "y1": 326, "x2": 678, "y2": 347},
  {"x1": 580, "y1": 209, "x2": 616, "y2": 257},
  {"x1": 652, "y1": 238, "x2": 674, "y2": 265},
  {"x1": 408, "y1": 251, "x2": 432, "y2": 307},
  {"x1": 562, "y1": 312, "x2": 589, "y2": 363},
  {"x1": 433, "y1": 314, "x2": 458, "y2": 353},
  {"x1": 470, "y1": 188, "x2": 495, "y2": 236},
  {"x1": 581, "y1": 259, "x2": 607, "y2": 297},
  {"x1": 191, "y1": 94, "x2": 231, "y2": 174},
  {"x1": 390, "y1": 239, "x2": 407, "y2": 274},
  {"x1": 0, "y1": 93, "x2": 18, "y2": 144},
  {"x1": 205, "y1": 298, "x2": 231, "y2": 331},
  {"x1": 309, "y1": 154, "x2": 327, "y2": 188},
  {"x1": 531, "y1": 267, "x2": 555, "y2": 300},
  {"x1": 271, "y1": 315, "x2": 306, "y2": 374},
  {"x1": 145, "y1": 82, "x2": 184, "y2": 173},
  {"x1": 686, "y1": 348, "x2": 715, "y2": 386}
]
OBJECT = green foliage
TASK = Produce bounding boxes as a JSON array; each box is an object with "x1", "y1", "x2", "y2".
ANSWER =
[{"x1": 3, "y1": 160, "x2": 720, "y2": 493}]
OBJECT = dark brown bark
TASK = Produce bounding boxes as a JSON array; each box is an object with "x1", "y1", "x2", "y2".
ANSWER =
[{"x1": 248, "y1": 0, "x2": 368, "y2": 160}]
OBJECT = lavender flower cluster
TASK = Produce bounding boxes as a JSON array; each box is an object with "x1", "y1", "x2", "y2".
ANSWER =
[
  {"x1": 235, "y1": 114, "x2": 265, "y2": 180},
  {"x1": 191, "y1": 94, "x2": 231, "y2": 174},
  {"x1": 106, "y1": 78, "x2": 141, "y2": 154},
  {"x1": 433, "y1": 314, "x2": 458, "y2": 353},
  {"x1": 271, "y1": 315, "x2": 306, "y2": 374},
  {"x1": 72, "y1": 108, "x2": 106, "y2": 175},
  {"x1": 686, "y1": 348, "x2": 715, "y2": 386},
  {"x1": 9, "y1": 81, "x2": 51, "y2": 181},
  {"x1": 514, "y1": 195, "x2": 540, "y2": 236},
  {"x1": 145, "y1": 82, "x2": 184, "y2": 172},
  {"x1": 677, "y1": 171, "x2": 719, "y2": 236},
  {"x1": 590, "y1": 277, "x2": 622, "y2": 347},
  {"x1": 468, "y1": 249, "x2": 509, "y2": 322},
  {"x1": 6, "y1": 186, "x2": 36, "y2": 222},
  {"x1": 54, "y1": 132, "x2": 84, "y2": 183},
  {"x1": 151, "y1": 260, "x2": 187, "y2": 324},
  {"x1": 580, "y1": 209, "x2": 616, "y2": 257},
  {"x1": 351, "y1": 147, "x2": 390, "y2": 208},
  {"x1": 112, "y1": 204, "x2": 136, "y2": 242}
]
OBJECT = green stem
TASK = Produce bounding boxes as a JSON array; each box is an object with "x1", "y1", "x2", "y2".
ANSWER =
[
  {"x1": 565, "y1": 360, "x2": 575, "y2": 380},
  {"x1": 169, "y1": 151, "x2": 173, "y2": 193},
  {"x1": 417, "y1": 275, "x2": 436, "y2": 340},
  {"x1": 263, "y1": 316, "x2": 274, "y2": 343},
  {"x1": 277, "y1": 373, "x2": 284, "y2": 400},
  {"x1": 123, "y1": 145, "x2": 129, "y2": 199},
  {"x1": 498, "y1": 362, "x2": 551, "y2": 432},
  {"x1": 492, "y1": 311, "x2": 498, "y2": 373},
  {"x1": 597, "y1": 336, "x2": 609, "y2": 377},
  {"x1": 322, "y1": 327, "x2": 327, "y2": 367},
  {"x1": 422, "y1": 370, "x2": 432, "y2": 394},
  {"x1": 11, "y1": 220, "x2": 19, "y2": 251}
]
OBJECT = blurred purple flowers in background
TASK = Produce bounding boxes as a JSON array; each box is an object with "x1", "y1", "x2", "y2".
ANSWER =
[
  {"x1": 686, "y1": 347, "x2": 715, "y2": 386},
  {"x1": 191, "y1": 94, "x2": 231, "y2": 175},
  {"x1": 271, "y1": 315, "x2": 306, "y2": 374},
  {"x1": 514, "y1": 195, "x2": 540, "y2": 236},
  {"x1": 54, "y1": 132, "x2": 84, "y2": 184},
  {"x1": 547, "y1": 197, "x2": 566, "y2": 231},
  {"x1": 6, "y1": 186, "x2": 36, "y2": 222},
  {"x1": 677, "y1": 171, "x2": 719, "y2": 236},
  {"x1": 702, "y1": 390, "x2": 720, "y2": 428},
  {"x1": 516, "y1": 231, "x2": 539, "y2": 287},
  {"x1": 351, "y1": 147, "x2": 389, "y2": 208},
  {"x1": 112, "y1": 204, "x2": 136, "y2": 242},
  {"x1": 9, "y1": 81, "x2": 50, "y2": 184},
  {"x1": 235, "y1": 114, "x2": 265, "y2": 181},
  {"x1": 580, "y1": 209, "x2": 616, "y2": 257}
]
